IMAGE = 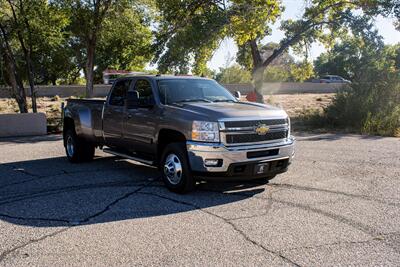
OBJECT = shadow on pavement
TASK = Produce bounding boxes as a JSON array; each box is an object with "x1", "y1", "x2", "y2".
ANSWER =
[
  {"x1": 0, "y1": 134, "x2": 63, "y2": 144},
  {"x1": 0, "y1": 155, "x2": 266, "y2": 227}
]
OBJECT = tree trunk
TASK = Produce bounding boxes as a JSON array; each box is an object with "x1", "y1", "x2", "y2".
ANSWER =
[
  {"x1": 17, "y1": 0, "x2": 37, "y2": 112},
  {"x1": 85, "y1": 39, "x2": 96, "y2": 98},
  {"x1": 0, "y1": 25, "x2": 28, "y2": 113},
  {"x1": 251, "y1": 65, "x2": 266, "y2": 103},
  {"x1": 248, "y1": 40, "x2": 265, "y2": 103},
  {"x1": 25, "y1": 50, "x2": 37, "y2": 112},
  {"x1": 2, "y1": 51, "x2": 28, "y2": 113}
]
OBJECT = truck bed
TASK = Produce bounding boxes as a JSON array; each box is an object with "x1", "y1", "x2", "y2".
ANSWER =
[{"x1": 65, "y1": 98, "x2": 106, "y2": 143}]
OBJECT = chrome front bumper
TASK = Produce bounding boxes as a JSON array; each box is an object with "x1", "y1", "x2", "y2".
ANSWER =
[{"x1": 186, "y1": 136, "x2": 295, "y2": 173}]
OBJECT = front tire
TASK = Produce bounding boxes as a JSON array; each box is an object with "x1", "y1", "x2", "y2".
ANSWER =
[
  {"x1": 161, "y1": 143, "x2": 195, "y2": 194},
  {"x1": 64, "y1": 129, "x2": 95, "y2": 163}
]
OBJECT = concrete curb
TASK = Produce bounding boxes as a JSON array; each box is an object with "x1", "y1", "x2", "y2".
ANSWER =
[{"x1": 0, "y1": 113, "x2": 47, "y2": 137}]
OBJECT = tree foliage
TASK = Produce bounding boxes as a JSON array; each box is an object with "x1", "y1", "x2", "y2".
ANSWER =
[
  {"x1": 314, "y1": 23, "x2": 385, "y2": 80},
  {"x1": 154, "y1": 0, "x2": 389, "y2": 102},
  {"x1": 1, "y1": 0, "x2": 154, "y2": 105},
  {"x1": 215, "y1": 64, "x2": 252, "y2": 84},
  {"x1": 0, "y1": 0, "x2": 67, "y2": 112}
]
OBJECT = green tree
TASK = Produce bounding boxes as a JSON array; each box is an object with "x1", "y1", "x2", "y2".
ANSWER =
[
  {"x1": 58, "y1": 0, "x2": 154, "y2": 96},
  {"x1": 314, "y1": 32, "x2": 385, "y2": 80},
  {"x1": 93, "y1": 5, "x2": 153, "y2": 83},
  {"x1": 215, "y1": 64, "x2": 251, "y2": 84},
  {"x1": 0, "y1": 0, "x2": 67, "y2": 112},
  {"x1": 154, "y1": 0, "x2": 376, "y2": 102},
  {"x1": 58, "y1": 0, "x2": 113, "y2": 97},
  {"x1": 0, "y1": 12, "x2": 28, "y2": 112},
  {"x1": 289, "y1": 60, "x2": 315, "y2": 82},
  {"x1": 237, "y1": 42, "x2": 295, "y2": 82}
]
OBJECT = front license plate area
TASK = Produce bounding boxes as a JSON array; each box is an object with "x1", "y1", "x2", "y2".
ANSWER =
[{"x1": 254, "y1": 163, "x2": 270, "y2": 174}]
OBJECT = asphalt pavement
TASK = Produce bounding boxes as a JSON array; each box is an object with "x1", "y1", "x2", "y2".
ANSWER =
[{"x1": 0, "y1": 133, "x2": 399, "y2": 266}]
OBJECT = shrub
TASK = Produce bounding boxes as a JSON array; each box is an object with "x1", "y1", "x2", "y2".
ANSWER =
[
  {"x1": 306, "y1": 69, "x2": 400, "y2": 137},
  {"x1": 301, "y1": 41, "x2": 400, "y2": 137},
  {"x1": 327, "y1": 68, "x2": 399, "y2": 136}
]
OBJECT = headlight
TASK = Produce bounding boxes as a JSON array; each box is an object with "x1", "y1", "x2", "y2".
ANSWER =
[
  {"x1": 191, "y1": 121, "x2": 220, "y2": 142},
  {"x1": 287, "y1": 117, "x2": 291, "y2": 137}
]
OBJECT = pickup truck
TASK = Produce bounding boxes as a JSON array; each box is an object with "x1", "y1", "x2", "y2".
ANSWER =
[{"x1": 63, "y1": 75, "x2": 295, "y2": 193}]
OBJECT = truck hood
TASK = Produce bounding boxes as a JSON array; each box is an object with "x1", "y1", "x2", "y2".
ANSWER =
[{"x1": 170, "y1": 101, "x2": 288, "y2": 121}]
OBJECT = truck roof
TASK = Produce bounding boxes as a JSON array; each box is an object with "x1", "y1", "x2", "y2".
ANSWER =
[{"x1": 115, "y1": 75, "x2": 212, "y2": 82}]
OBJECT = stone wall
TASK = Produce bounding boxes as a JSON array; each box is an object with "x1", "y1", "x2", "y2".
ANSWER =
[{"x1": 0, "y1": 113, "x2": 47, "y2": 137}]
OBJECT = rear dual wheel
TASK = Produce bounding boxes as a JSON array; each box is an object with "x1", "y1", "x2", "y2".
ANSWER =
[{"x1": 64, "y1": 129, "x2": 95, "y2": 163}]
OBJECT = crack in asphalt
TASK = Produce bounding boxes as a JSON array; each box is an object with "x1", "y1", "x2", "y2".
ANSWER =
[
  {"x1": 0, "y1": 180, "x2": 163, "y2": 206},
  {"x1": 282, "y1": 231, "x2": 400, "y2": 253},
  {"x1": 0, "y1": 228, "x2": 70, "y2": 263},
  {"x1": 0, "y1": 178, "x2": 396, "y2": 265},
  {"x1": 226, "y1": 186, "x2": 278, "y2": 222},
  {"x1": 138, "y1": 191, "x2": 302, "y2": 267},
  {"x1": 198, "y1": 187, "x2": 381, "y2": 237},
  {"x1": 78, "y1": 182, "x2": 153, "y2": 224},
  {"x1": 269, "y1": 183, "x2": 400, "y2": 207},
  {"x1": 0, "y1": 165, "x2": 153, "y2": 190},
  {"x1": 0, "y1": 181, "x2": 155, "y2": 263}
]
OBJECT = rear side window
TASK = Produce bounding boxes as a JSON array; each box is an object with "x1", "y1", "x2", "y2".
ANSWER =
[
  {"x1": 109, "y1": 79, "x2": 131, "y2": 106},
  {"x1": 134, "y1": 79, "x2": 153, "y2": 105}
]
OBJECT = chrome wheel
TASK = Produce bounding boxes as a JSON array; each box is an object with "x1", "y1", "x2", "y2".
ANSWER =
[
  {"x1": 164, "y1": 153, "x2": 183, "y2": 185},
  {"x1": 66, "y1": 135, "x2": 74, "y2": 157}
]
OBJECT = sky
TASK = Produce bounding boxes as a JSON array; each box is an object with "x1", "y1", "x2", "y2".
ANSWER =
[{"x1": 207, "y1": 0, "x2": 400, "y2": 71}]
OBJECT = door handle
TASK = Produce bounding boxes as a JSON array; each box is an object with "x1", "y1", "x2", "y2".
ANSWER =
[{"x1": 127, "y1": 114, "x2": 132, "y2": 119}]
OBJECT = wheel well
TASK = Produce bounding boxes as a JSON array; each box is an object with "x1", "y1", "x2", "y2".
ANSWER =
[{"x1": 157, "y1": 129, "x2": 186, "y2": 163}]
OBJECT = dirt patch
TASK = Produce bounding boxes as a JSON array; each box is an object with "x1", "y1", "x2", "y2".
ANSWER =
[{"x1": 240, "y1": 93, "x2": 334, "y2": 117}]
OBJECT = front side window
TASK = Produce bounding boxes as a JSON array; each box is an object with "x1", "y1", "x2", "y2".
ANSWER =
[
  {"x1": 157, "y1": 79, "x2": 236, "y2": 104},
  {"x1": 109, "y1": 79, "x2": 131, "y2": 106},
  {"x1": 134, "y1": 79, "x2": 154, "y2": 105}
]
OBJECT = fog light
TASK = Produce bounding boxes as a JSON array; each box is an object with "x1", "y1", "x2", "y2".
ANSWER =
[{"x1": 204, "y1": 159, "x2": 222, "y2": 167}]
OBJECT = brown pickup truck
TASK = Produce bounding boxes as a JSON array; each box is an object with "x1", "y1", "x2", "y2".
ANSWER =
[{"x1": 63, "y1": 75, "x2": 295, "y2": 193}]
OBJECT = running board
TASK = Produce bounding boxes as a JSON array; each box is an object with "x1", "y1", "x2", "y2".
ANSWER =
[{"x1": 103, "y1": 148, "x2": 154, "y2": 165}]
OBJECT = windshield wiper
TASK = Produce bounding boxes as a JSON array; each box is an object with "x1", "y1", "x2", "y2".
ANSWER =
[
  {"x1": 212, "y1": 99, "x2": 237, "y2": 103},
  {"x1": 173, "y1": 98, "x2": 212, "y2": 104}
]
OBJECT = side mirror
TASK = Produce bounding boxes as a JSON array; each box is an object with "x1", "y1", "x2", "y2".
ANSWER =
[
  {"x1": 126, "y1": 90, "x2": 139, "y2": 109},
  {"x1": 234, "y1": 91, "x2": 241, "y2": 99}
]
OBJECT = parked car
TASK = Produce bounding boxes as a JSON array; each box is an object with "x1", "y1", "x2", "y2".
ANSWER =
[
  {"x1": 312, "y1": 75, "x2": 351, "y2": 84},
  {"x1": 63, "y1": 75, "x2": 295, "y2": 193}
]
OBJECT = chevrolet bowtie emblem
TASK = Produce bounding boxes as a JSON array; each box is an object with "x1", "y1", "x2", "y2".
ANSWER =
[{"x1": 255, "y1": 124, "x2": 269, "y2": 135}]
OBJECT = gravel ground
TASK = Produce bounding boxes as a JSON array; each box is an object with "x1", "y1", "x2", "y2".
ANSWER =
[{"x1": 0, "y1": 133, "x2": 399, "y2": 266}]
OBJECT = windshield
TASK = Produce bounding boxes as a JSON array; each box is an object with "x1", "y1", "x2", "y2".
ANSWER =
[{"x1": 157, "y1": 79, "x2": 237, "y2": 104}]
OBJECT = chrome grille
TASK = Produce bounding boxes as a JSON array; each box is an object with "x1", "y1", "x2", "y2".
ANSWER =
[
  {"x1": 224, "y1": 119, "x2": 287, "y2": 129},
  {"x1": 226, "y1": 130, "x2": 288, "y2": 144},
  {"x1": 220, "y1": 118, "x2": 289, "y2": 145}
]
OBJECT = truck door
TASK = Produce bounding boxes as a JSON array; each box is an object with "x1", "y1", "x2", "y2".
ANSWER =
[
  {"x1": 103, "y1": 79, "x2": 132, "y2": 148},
  {"x1": 123, "y1": 78, "x2": 158, "y2": 156}
]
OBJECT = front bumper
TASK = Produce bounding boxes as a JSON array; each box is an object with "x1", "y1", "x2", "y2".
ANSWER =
[{"x1": 186, "y1": 136, "x2": 295, "y2": 177}]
